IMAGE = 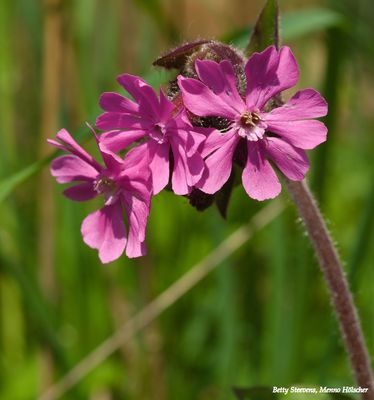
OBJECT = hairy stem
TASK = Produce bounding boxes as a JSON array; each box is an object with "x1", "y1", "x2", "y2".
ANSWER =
[{"x1": 285, "y1": 179, "x2": 374, "y2": 399}]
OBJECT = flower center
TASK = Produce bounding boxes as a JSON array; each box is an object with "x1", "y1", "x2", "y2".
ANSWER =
[
  {"x1": 240, "y1": 111, "x2": 261, "y2": 128},
  {"x1": 94, "y1": 176, "x2": 119, "y2": 205},
  {"x1": 237, "y1": 111, "x2": 265, "y2": 141},
  {"x1": 94, "y1": 177, "x2": 116, "y2": 194},
  {"x1": 149, "y1": 124, "x2": 167, "y2": 144}
]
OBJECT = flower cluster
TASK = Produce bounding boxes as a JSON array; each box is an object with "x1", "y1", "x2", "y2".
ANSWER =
[{"x1": 49, "y1": 44, "x2": 328, "y2": 263}]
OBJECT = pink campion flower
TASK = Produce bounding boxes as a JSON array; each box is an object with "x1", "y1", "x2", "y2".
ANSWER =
[
  {"x1": 178, "y1": 45, "x2": 328, "y2": 201},
  {"x1": 48, "y1": 129, "x2": 152, "y2": 263},
  {"x1": 96, "y1": 74, "x2": 209, "y2": 195}
]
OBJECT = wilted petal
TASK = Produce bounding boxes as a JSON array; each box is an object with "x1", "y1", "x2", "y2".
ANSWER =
[
  {"x1": 266, "y1": 119, "x2": 327, "y2": 149},
  {"x1": 265, "y1": 137, "x2": 309, "y2": 181},
  {"x1": 242, "y1": 143, "x2": 281, "y2": 200},
  {"x1": 245, "y1": 46, "x2": 299, "y2": 110},
  {"x1": 81, "y1": 203, "x2": 127, "y2": 263},
  {"x1": 63, "y1": 182, "x2": 97, "y2": 201},
  {"x1": 265, "y1": 89, "x2": 328, "y2": 120},
  {"x1": 196, "y1": 131, "x2": 239, "y2": 194},
  {"x1": 178, "y1": 76, "x2": 239, "y2": 119},
  {"x1": 51, "y1": 155, "x2": 98, "y2": 183}
]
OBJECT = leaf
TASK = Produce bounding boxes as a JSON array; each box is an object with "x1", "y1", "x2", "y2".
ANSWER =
[
  {"x1": 233, "y1": 386, "x2": 277, "y2": 400},
  {"x1": 245, "y1": 0, "x2": 279, "y2": 55},
  {"x1": 0, "y1": 153, "x2": 55, "y2": 203},
  {"x1": 226, "y1": 8, "x2": 343, "y2": 50}
]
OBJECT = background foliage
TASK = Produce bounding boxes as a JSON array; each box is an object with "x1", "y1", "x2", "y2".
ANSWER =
[{"x1": 0, "y1": 0, "x2": 374, "y2": 399}]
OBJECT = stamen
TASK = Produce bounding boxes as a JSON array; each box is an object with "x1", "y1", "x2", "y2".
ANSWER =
[
  {"x1": 150, "y1": 124, "x2": 167, "y2": 144},
  {"x1": 240, "y1": 112, "x2": 262, "y2": 128},
  {"x1": 237, "y1": 111, "x2": 265, "y2": 141},
  {"x1": 94, "y1": 177, "x2": 116, "y2": 194}
]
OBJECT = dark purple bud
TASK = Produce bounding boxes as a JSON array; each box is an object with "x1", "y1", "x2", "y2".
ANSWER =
[
  {"x1": 153, "y1": 40, "x2": 245, "y2": 76},
  {"x1": 153, "y1": 39, "x2": 213, "y2": 70}
]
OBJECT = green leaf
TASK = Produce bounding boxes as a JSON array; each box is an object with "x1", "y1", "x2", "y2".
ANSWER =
[
  {"x1": 0, "y1": 153, "x2": 55, "y2": 203},
  {"x1": 245, "y1": 0, "x2": 279, "y2": 55},
  {"x1": 226, "y1": 8, "x2": 343, "y2": 51}
]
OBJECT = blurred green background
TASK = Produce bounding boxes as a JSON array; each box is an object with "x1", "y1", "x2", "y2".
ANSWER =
[{"x1": 0, "y1": 0, "x2": 374, "y2": 399}]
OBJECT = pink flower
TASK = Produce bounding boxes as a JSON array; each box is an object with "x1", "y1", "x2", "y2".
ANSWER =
[
  {"x1": 178, "y1": 45, "x2": 328, "y2": 200},
  {"x1": 48, "y1": 129, "x2": 152, "y2": 263},
  {"x1": 96, "y1": 74, "x2": 209, "y2": 195}
]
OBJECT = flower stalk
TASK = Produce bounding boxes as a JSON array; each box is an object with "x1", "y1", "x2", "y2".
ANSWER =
[{"x1": 285, "y1": 179, "x2": 374, "y2": 400}]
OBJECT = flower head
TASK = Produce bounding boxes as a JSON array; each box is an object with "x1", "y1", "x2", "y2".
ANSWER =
[
  {"x1": 48, "y1": 128, "x2": 152, "y2": 263},
  {"x1": 96, "y1": 74, "x2": 210, "y2": 195},
  {"x1": 178, "y1": 45, "x2": 328, "y2": 200}
]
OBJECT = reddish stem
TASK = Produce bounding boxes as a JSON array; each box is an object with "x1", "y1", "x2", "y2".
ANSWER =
[{"x1": 286, "y1": 179, "x2": 374, "y2": 400}]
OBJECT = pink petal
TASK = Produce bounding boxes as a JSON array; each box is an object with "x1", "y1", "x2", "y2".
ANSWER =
[
  {"x1": 51, "y1": 155, "x2": 98, "y2": 183},
  {"x1": 118, "y1": 143, "x2": 153, "y2": 202},
  {"x1": 265, "y1": 137, "x2": 309, "y2": 181},
  {"x1": 265, "y1": 89, "x2": 328, "y2": 120},
  {"x1": 171, "y1": 113, "x2": 206, "y2": 156},
  {"x1": 148, "y1": 141, "x2": 170, "y2": 195},
  {"x1": 242, "y1": 143, "x2": 281, "y2": 200},
  {"x1": 99, "y1": 146, "x2": 125, "y2": 173},
  {"x1": 169, "y1": 133, "x2": 203, "y2": 195},
  {"x1": 185, "y1": 128, "x2": 209, "y2": 157},
  {"x1": 178, "y1": 76, "x2": 239, "y2": 119},
  {"x1": 63, "y1": 182, "x2": 97, "y2": 201},
  {"x1": 265, "y1": 119, "x2": 327, "y2": 149},
  {"x1": 117, "y1": 74, "x2": 160, "y2": 121},
  {"x1": 117, "y1": 74, "x2": 153, "y2": 102},
  {"x1": 159, "y1": 89, "x2": 175, "y2": 122},
  {"x1": 48, "y1": 129, "x2": 101, "y2": 171},
  {"x1": 81, "y1": 203, "x2": 127, "y2": 263},
  {"x1": 99, "y1": 130, "x2": 146, "y2": 152},
  {"x1": 195, "y1": 59, "x2": 245, "y2": 112},
  {"x1": 201, "y1": 129, "x2": 234, "y2": 158},
  {"x1": 196, "y1": 132, "x2": 239, "y2": 194},
  {"x1": 245, "y1": 46, "x2": 299, "y2": 110},
  {"x1": 122, "y1": 142, "x2": 151, "y2": 177},
  {"x1": 99, "y1": 92, "x2": 139, "y2": 113},
  {"x1": 96, "y1": 112, "x2": 149, "y2": 130},
  {"x1": 171, "y1": 111, "x2": 212, "y2": 156},
  {"x1": 122, "y1": 194, "x2": 149, "y2": 258}
]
